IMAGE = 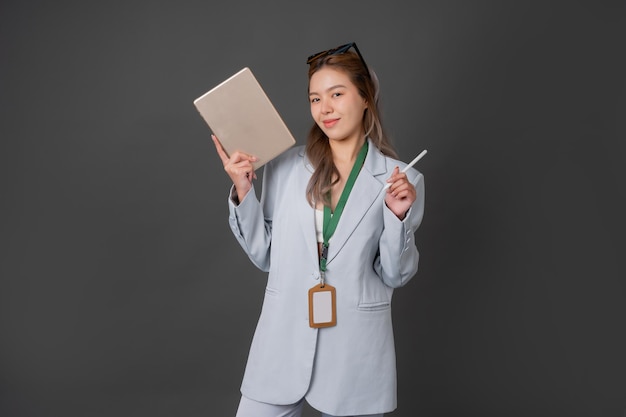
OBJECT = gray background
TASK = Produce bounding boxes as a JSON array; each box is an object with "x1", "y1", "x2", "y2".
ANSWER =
[{"x1": 1, "y1": 1, "x2": 625, "y2": 416}]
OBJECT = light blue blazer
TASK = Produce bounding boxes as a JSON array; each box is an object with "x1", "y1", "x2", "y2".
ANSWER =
[{"x1": 227, "y1": 138, "x2": 425, "y2": 416}]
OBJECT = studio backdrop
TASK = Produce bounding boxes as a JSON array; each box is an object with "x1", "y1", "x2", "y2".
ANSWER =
[{"x1": 1, "y1": 1, "x2": 624, "y2": 416}]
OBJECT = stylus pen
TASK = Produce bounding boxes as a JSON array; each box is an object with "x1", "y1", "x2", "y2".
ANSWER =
[{"x1": 384, "y1": 149, "x2": 427, "y2": 189}]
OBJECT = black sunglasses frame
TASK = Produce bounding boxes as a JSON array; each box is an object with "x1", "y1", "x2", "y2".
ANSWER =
[{"x1": 306, "y1": 42, "x2": 369, "y2": 76}]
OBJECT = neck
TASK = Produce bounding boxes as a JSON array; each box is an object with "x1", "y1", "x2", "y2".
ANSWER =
[{"x1": 330, "y1": 136, "x2": 366, "y2": 166}]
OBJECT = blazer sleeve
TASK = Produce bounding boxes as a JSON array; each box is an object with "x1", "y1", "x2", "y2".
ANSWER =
[
  {"x1": 227, "y1": 159, "x2": 282, "y2": 272},
  {"x1": 375, "y1": 171, "x2": 425, "y2": 288}
]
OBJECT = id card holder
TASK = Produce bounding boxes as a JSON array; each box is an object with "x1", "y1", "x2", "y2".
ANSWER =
[{"x1": 308, "y1": 283, "x2": 337, "y2": 328}]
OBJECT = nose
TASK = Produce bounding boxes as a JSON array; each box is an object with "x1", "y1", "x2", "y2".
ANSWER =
[{"x1": 320, "y1": 98, "x2": 332, "y2": 114}]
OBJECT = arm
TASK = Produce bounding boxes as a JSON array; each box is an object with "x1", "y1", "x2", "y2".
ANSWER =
[
  {"x1": 375, "y1": 172, "x2": 425, "y2": 288},
  {"x1": 211, "y1": 134, "x2": 257, "y2": 202},
  {"x1": 228, "y1": 182, "x2": 272, "y2": 272},
  {"x1": 212, "y1": 134, "x2": 272, "y2": 272}
]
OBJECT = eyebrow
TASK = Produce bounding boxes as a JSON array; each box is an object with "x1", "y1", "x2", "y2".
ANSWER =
[{"x1": 308, "y1": 84, "x2": 347, "y2": 97}]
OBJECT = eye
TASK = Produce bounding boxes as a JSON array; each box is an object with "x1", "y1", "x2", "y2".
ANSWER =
[
  {"x1": 332, "y1": 92, "x2": 343, "y2": 98},
  {"x1": 310, "y1": 97, "x2": 320, "y2": 103}
]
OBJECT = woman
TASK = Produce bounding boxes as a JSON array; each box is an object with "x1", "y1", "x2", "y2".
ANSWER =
[{"x1": 212, "y1": 42, "x2": 425, "y2": 417}]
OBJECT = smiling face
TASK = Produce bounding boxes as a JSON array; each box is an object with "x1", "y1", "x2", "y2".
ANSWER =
[{"x1": 308, "y1": 67, "x2": 368, "y2": 144}]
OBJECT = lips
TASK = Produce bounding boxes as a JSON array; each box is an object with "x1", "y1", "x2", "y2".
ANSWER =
[{"x1": 323, "y1": 118, "x2": 339, "y2": 128}]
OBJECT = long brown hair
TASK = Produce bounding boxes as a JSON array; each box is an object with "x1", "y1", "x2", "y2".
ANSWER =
[{"x1": 305, "y1": 49, "x2": 398, "y2": 207}]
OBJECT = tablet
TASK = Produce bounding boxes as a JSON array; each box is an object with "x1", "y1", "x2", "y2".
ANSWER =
[{"x1": 193, "y1": 67, "x2": 296, "y2": 169}]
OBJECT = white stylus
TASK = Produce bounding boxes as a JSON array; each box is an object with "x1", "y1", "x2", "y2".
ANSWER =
[{"x1": 384, "y1": 149, "x2": 427, "y2": 189}]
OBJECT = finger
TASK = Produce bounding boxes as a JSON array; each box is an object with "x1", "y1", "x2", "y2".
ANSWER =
[
  {"x1": 389, "y1": 180, "x2": 415, "y2": 197},
  {"x1": 389, "y1": 182, "x2": 408, "y2": 197},
  {"x1": 214, "y1": 138, "x2": 259, "y2": 168},
  {"x1": 211, "y1": 135, "x2": 231, "y2": 165},
  {"x1": 229, "y1": 150, "x2": 259, "y2": 165},
  {"x1": 387, "y1": 173, "x2": 409, "y2": 194},
  {"x1": 393, "y1": 184, "x2": 416, "y2": 201},
  {"x1": 394, "y1": 188, "x2": 413, "y2": 200},
  {"x1": 227, "y1": 162, "x2": 258, "y2": 183},
  {"x1": 243, "y1": 168, "x2": 257, "y2": 183},
  {"x1": 243, "y1": 169, "x2": 257, "y2": 181},
  {"x1": 386, "y1": 166, "x2": 400, "y2": 185},
  {"x1": 230, "y1": 158, "x2": 256, "y2": 172}
]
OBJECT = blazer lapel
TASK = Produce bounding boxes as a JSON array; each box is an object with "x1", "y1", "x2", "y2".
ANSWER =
[
  {"x1": 296, "y1": 148, "x2": 320, "y2": 265},
  {"x1": 326, "y1": 139, "x2": 388, "y2": 265}
]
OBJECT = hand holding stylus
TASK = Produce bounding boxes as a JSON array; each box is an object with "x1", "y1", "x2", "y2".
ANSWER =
[
  {"x1": 384, "y1": 149, "x2": 427, "y2": 220},
  {"x1": 384, "y1": 150, "x2": 427, "y2": 189}
]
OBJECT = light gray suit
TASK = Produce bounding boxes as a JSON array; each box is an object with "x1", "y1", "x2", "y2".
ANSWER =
[{"x1": 227, "y1": 138, "x2": 425, "y2": 416}]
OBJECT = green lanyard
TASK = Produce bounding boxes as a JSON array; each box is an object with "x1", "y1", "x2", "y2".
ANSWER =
[{"x1": 319, "y1": 140, "x2": 368, "y2": 285}]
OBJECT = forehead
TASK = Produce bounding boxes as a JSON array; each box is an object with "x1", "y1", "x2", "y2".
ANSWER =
[{"x1": 309, "y1": 67, "x2": 354, "y2": 92}]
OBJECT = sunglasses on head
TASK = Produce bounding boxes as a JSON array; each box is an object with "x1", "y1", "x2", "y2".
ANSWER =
[{"x1": 306, "y1": 42, "x2": 369, "y2": 76}]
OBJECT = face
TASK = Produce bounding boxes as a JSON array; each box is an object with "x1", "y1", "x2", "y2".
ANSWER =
[{"x1": 308, "y1": 67, "x2": 368, "y2": 143}]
